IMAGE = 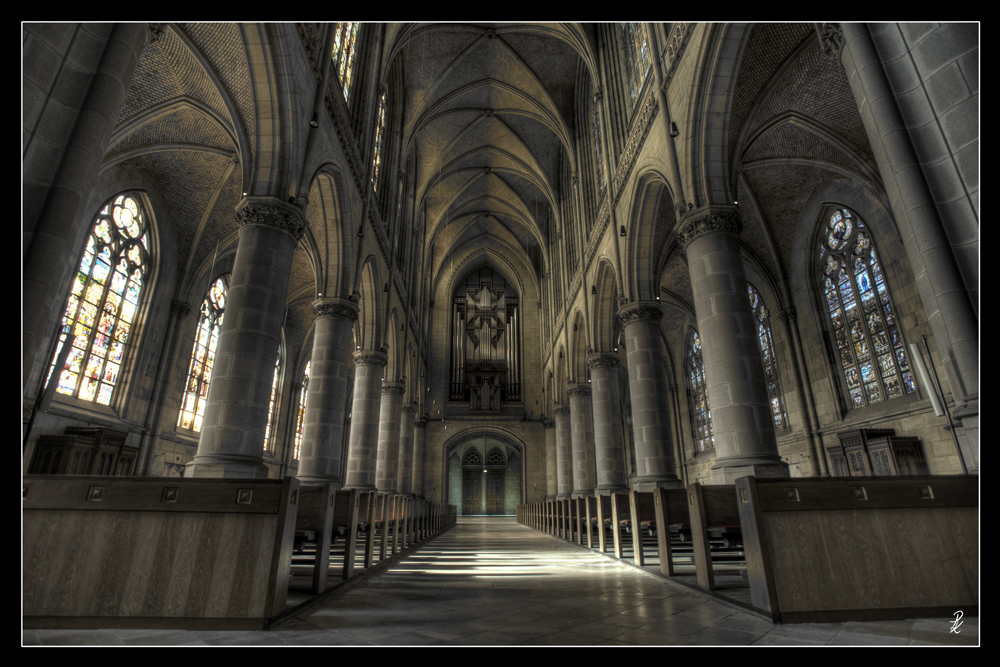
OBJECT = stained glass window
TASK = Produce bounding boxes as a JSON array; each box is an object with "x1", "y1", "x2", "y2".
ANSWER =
[
  {"x1": 819, "y1": 209, "x2": 914, "y2": 409},
  {"x1": 592, "y1": 92, "x2": 606, "y2": 192},
  {"x1": 372, "y1": 89, "x2": 386, "y2": 193},
  {"x1": 47, "y1": 194, "x2": 149, "y2": 406},
  {"x1": 687, "y1": 331, "x2": 714, "y2": 451},
  {"x1": 618, "y1": 23, "x2": 651, "y2": 108},
  {"x1": 178, "y1": 276, "x2": 228, "y2": 431},
  {"x1": 331, "y1": 23, "x2": 359, "y2": 105},
  {"x1": 293, "y1": 362, "x2": 311, "y2": 460},
  {"x1": 263, "y1": 352, "x2": 281, "y2": 454},
  {"x1": 747, "y1": 284, "x2": 787, "y2": 429}
]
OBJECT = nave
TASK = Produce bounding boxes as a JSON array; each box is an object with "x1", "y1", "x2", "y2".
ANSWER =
[{"x1": 23, "y1": 517, "x2": 978, "y2": 646}]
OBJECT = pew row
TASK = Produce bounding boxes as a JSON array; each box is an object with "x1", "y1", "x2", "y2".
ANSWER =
[
  {"x1": 736, "y1": 475, "x2": 978, "y2": 623},
  {"x1": 23, "y1": 476, "x2": 299, "y2": 629}
]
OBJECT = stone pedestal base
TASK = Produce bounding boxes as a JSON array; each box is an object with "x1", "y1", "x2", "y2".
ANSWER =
[
  {"x1": 633, "y1": 478, "x2": 685, "y2": 492},
  {"x1": 710, "y1": 461, "x2": 789, "y2": 485},
  {"x1": 184, "y1": 454, "x2": 270, "y2": 479}
]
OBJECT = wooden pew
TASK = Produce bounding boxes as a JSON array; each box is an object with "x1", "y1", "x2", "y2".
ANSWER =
[
  {"x1": 652, "y1": 487, "x2": 690, "y2": 576},
  {"x1": 686, "y1": 483, "x2": 741, "y2": 590},
  {"x1": 23, "y1": 475, "x2": 298, "y2": 629},
  {"x1": 736, "y1": 475, "x2": 978, "y2": 623},
  {"x1": 610, "y1": 492, "x2": 629, "y2": 559},
  {"x1": 330, "y1": 489, "x2": 362, "y2": 579},
  {"x1": 595, "y1": 494, "x2": 612, "y2": 553},
  {"x1": 584, "y1": 496, "x2": 595, "y2": 548},
  {"x1": 293, "y1": 484, "x2": 337, "y2": 594},
  {"x1": 628, "y1": 491, "x2": 657, "y2": 566},
  {"x1": 574, "y1": 497, "x2": 585, "y2": 545}
]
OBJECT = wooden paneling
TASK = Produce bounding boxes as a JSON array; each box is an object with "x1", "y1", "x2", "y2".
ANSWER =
[{"x1": 23, "y1": 476, "x2": 298, "y2": 627}]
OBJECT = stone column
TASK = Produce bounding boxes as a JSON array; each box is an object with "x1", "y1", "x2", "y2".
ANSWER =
[
  {"x1": 588, "y1": 353, "x2": 629, "y2": 494},
  {"x1": 343, "y1": 350, "x2": 387, "y2": 491},
  {"x1": 375, "y1": 381, "x2": 405, "y2": 494},
  {"x1": 618, "y1": 302, "x2": 683, "y2": 490},
  {"x1": 296, "y1": 298, "x2": 358, "y2": 487},
  {"x1": 412, "y1": 417, "x2": 426, "y2": 497},
  {"x1": 397, "y1": 404, "x2": 417, "y2": 496},
  {"x1": 568, "y1": 384, "x2": 597, "y2": 497},
  {"x1": 543, "y1": 419, "x2": 557, "y2": 501},
  {"x1": 185, "y1": 199, "x2": 305, "y2": 478},
  {"x1": 678, "y1": 207, "x2": 788, "y2": 483},
  {"x1": 554, "y1": 405, "x2": 573, "y2": 499}
]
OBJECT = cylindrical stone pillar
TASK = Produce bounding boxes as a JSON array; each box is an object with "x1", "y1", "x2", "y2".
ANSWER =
[
  {"x1": 412, "y1": 418, "x2": 426, "y2": 497},
  {"x1": 568, "y1": 384, "x2": 597, "y2": 497},
  {"x1": 618, "y1": 302, "x2": 683, "y2": 490},
  {"x1": 375, "y1": 381, "x2": 405, "y2": 494},
  {"x1": 296, "y1": 298, "x2": 358, "y2": 487},
  {"x1": 544, "y1": 419, "x2": 557, "y2": 501},
  {"x1": 397, "y1": 404, "x2": 417, "y2": 496},
  {"x1": 678, "y1": 207, "x2": 788, "y2": 483},
  {"x1": 554, "y1": 405, "x2": 573, "y2": 499},
  {"x1": 343, "y1": 350, "x2": 387, "y2": 491},
  {"x1": 588, "y1": 354, "x2": 629, "y2": 494},
  {"x1": 186, "y1": 199, "x2": 305, "y2": 478}
]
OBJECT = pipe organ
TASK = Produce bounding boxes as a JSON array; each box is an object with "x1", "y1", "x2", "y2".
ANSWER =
[{"x1": 450, "y1": 267, "x2": 520, "y2": 406}]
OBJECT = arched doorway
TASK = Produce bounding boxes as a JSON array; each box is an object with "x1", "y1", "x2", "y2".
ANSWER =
[{"x1": 447, "y1": 434, "x2": 523, "y2": 515}]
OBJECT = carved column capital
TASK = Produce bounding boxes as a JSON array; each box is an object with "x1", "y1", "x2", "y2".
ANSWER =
[
  {"x1": 567, "y1": 384, "x2": 592, "y2": 398},
  {"x1": 414, "y1": 418, "x2": 427, "y2": 429},
  {"x1": 146, "y1": 23, "x2": 167, "y2": 46},
  {"x1": 553, "y1": 405, "x2": 572, "y2": 416},
  {"x1": 586, "y1": 353, "x2": 620, "y2": 370},
  {"x1": 778, "y1": 307, "x2": 797, "y2": 323},
  {"x1": 381, "y1": 381, "x2": 406, "y2": 396},
  {"x1": 676, "y1": 207, "x2": 742, "y2": 249},
  {"x1": 353, "y1": 350, "x2": 388, "y2": 368},
  {"x1": 236, "y1": 198, "x2": 307, "y2": 241},
  {"x1": 543, "y1": 419, "x2": 555, "y2": 430},
  {"x1": 401, "y1": 404, "x2": 418, "y2": 415},
  {"x1": 170, "y1": 300, "x2": 192, "y2": 319},
  {"x1": 312, "y1": 297, "x2": 360, "y2": 322},
  {"x1": 617, "y1": 302, "x2": 663, "y2": 325},
  {"x1": 815, "y1": 22, "x2": 844, "y2": 58}
]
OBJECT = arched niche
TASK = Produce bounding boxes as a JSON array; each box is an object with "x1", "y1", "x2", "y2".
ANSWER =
[{"x1": 445, "y1": 432, "x2": 524, "y2": 515}]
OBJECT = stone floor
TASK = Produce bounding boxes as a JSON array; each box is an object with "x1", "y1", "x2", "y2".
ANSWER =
[{"x1": 23, "y1": 517, "x2": 978, "y2": 646}]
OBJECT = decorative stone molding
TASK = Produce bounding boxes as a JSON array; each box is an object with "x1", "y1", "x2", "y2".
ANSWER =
[
  {"x1": 543, "y1": 419, "x2": 555, "y2": 429},
  {"x1": 778, "y1": 307, "x2": 797, "y2": 324},
  {"x1": 612, "y1": 87, "x2": 659, "y2": 201},
  {"x1": 414, "y1": 418, "x2": 427, "y2": 429},
  {"x1": 313, "y1": 300, "x2": 360, "y2": 322},
  {"x1": 147, "y1": 23, "x2": 167, "y2": 46},
  {"x1": 353, "y1": 351, "x2": 388, "y2": 368},
  {"x1": 662, "y1": 23, "x2": 695, "y2": 88},
  {"x1": 401, "y1": 404, "x2": 418, "y2": 414},
  {"x1": 553, "y1": 405, "x2": 571, "y2": 416},
  {"x1": 676, "y1": 209, "x2": 742, "y2": 249},
  {"x1": 296, "y1": 23, "x2": 324, "y2": 82},
  {"x1": 236, "y1": 200, "x2": 307, "y2": 241},
  {"x1": 586, "y1": 354, "x2": 620, "y2": 370},
  {"x1": 381, "y1": 382, "x2": 406, "y2": 396},
  {"x1": 815, "y1": 23, "x2": 844, "y2": 58},
  {"x1": 617, "y1": 303, "x2": 663, "y2": 325},
  {"x1": 170, "y1": 300, "x2": 191, "y2": 319},
  {"x1": 567, "y1": 384, "x2": 592, "y2": 398}
]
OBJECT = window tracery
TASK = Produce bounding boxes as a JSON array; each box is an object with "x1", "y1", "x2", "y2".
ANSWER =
[
  {"x1": 372, "y1": 89, "x2": 386, "y2": 193},
  {"x1": 618, "y1": 23, "x2": 651, "y2": 109},
  {"x1": 747, "y1": 283, "x2": 787, "y2": 429},
  {"x1": 293, "y1": 362, "x2": 311, "y2": 460},
  {"x1": 178, "y1": 275, "x2": 227, "y2": 431},
  {"x1": 687, "y1": 331, "x2": 713, "y2": 451},
  {"x1": 819, "y1": 209, "x2": 915, "y2": 408},
  {"x1": 263, "y1": 352, "x2": 281, "y2": 454},
  {"x1": 331, "y1": 23, "x2": 359, "y2": 105},
  {"x1": 48, "y1": 194, "x2": 149, "y2": 406}
]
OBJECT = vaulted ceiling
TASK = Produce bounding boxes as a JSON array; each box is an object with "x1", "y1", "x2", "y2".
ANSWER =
[{"x1": 384, "y1": 23, "x2": 598, "y2": 286}]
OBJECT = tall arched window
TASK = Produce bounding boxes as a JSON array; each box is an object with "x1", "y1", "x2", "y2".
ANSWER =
[
  {"x1": 331, "y1": 23, "x2": 359, "y2": 105},
  {"x1": 48, "y1": 194, "x2": 150, "y2": 406},
  {"x1": 747, "y1": 283, "x2": 787, "y2": 429},
  {"x1": 819, "y1": 208, "x2": 915, "y2": 409},
  {"x1": 591, "y1": 91, "x2": 606, "y2": 193},
  {"x1": 293, "y1": 361, "x2": 311, "y2": 461},
  {"x1": 372, "y1": 88, "x2": 387, "y2": 193},
  {"x1": 618, "y1": 23, "x2": 651, "y2": 108},
  {"x1": 178, "y1": 275, "x2": 228, "y2": 431},
  {"x1": 687, "y1": 330, "x2": 713, "y2": 451},
  {"x1": 263, "y1": 351, "x2": 281, "y2": 454}
]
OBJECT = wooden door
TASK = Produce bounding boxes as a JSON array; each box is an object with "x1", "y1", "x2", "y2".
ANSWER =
[
  {"x1": 486, "y1": 470, "x2": 505, "y2": 515},
  {"x1": 463, "y1": 469, "x2": 481, "y2": 515}
]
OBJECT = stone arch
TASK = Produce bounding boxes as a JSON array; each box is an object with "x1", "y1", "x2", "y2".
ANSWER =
[
  {"x1": 592, "y1": 259, "x2": 619, "y2": 353},
  {"x1": 356, "y1": 255, "x2": 381, "y2": 350},
  {"x1": 443, "y1": 428, "x2": 526, "y2": 515},
  {"x1": 569, "y1": 310, "x2": 589, "y2": 383},
  {"x1": 625, "y1": 171, "x2": 677, "y2": 303}
]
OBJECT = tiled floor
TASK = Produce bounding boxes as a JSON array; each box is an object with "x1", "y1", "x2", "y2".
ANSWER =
[{"x1": 23, "y1": 517, "x2": 978, "y2": 646}]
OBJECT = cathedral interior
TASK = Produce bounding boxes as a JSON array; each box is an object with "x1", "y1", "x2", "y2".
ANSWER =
[{"x1": 22, "y1": 22, "x2": 979, "y2": 646}]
